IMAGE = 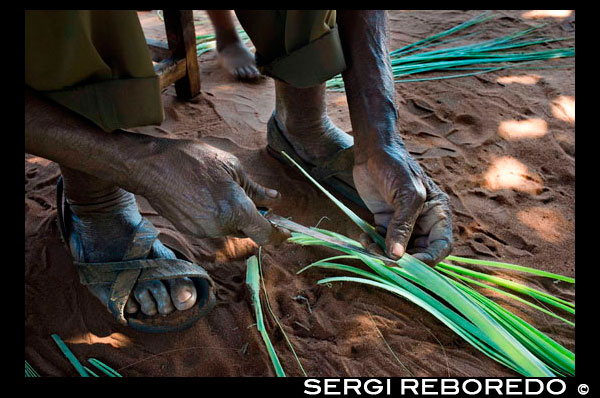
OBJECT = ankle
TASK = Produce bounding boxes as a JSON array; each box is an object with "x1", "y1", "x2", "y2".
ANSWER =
[
  {"x1": 274, "y1": 81, "x2": 332, "y2": 135},
  {"x1": 68, "y1": 188, "x2": 139, "y2": 219},
  {"x1": 215, "y1": 29, "x2": 242, "y2": 52},
  {"x1": 275, "y1": 111, "x2": 334, "y2": 140}
]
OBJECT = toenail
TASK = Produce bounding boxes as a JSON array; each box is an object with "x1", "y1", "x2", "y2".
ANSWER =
[{"x1": 177, "y1": 289, "x2": 193, "y2": 303}]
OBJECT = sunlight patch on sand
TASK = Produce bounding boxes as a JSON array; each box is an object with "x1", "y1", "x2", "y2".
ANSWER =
[
  {"x1": 329, "y1": 92, "x2": 349, "y2": 107},
  {"x1": 551, "y1": 95, "x2": 575, "y2": 124},
  {"x1": 498, "y1": 118, "x2": 548, "y2": 140},
  {"x1": 483, "y1": 156, "x2": 544, "y2": 194},
  {"x1": 25, "y1": 156, "x2": 53, "y2": 167},
  {"x1": 522, "y1": 10, "x2": 572, "y2": 19},
  {"x1": 66, "y1": 332, "x2": 132, "y2": 348},
  {"x1": 211, "y1": 84, "x2": 235, "y2": 92},
  {"x1": 517, "y1": 206, "x2": 571, "y2": 243},
  {"x1": 214, "y1": 237, "x2": 257, "y2": 263},
  {"x1": 496, "y1": 74, "x2": 541, "y2": 85}
]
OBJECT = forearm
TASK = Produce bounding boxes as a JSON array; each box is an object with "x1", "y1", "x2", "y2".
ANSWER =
[
  {"x1": 25, "y1": 87, "x2": 155, "y2": 194},
  {"x1": 337, "y1": 10, "x2": 403, "y2": 163}
]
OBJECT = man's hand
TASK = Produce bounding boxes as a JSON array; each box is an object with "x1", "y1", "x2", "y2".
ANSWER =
[
  {"x1": 132, "y1": 138, "x2": 289, "y2": 246},
  {"x1": 353, "y1": 142, "x2": 453, "y2": 266},
  {"x1": 25, "y1": 88, "x2": 286, "y2": 247}
]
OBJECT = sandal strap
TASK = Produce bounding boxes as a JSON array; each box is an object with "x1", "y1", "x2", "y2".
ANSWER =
[
  {"x1": 137, "y1": 257, "x2": 212, "y2": 283},
  {"x1": 75, "y1": 258, "x2": 211, "y2": 285},
  {"x1": 75, "y1": 258, "x2": 163, "y2": 284},
  {"x1": 57, "y1": 177, "x2": 214, "y2": 328},
  {"x1": 106, "y1": 218, "x2": 159, "y2": 325},
  {"x1": 122, "y1": 218, "x2": 159, "y2": 260},
  {"x1": 103, "y1": 256, "x2": 212, "y2": 326},
  {"x1": 109, "y1": 268, "x2": 142, "y2": 325}
]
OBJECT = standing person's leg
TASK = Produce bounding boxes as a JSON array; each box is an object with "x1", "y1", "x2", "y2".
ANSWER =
[{"x1": 206, "y1": 10, "x2": 260, "y2": 80}]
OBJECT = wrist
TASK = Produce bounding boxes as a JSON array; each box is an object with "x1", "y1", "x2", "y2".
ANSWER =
[
  {"x1": 106, "y1": 130, "x2": 166, "y2": 196},
  {"x1": 354, "y1": 127, "x2": 406, "y2": 164}
]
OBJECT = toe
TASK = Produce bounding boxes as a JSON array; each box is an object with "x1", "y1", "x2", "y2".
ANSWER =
[
  {"x1": 236, "y1": 66, "x2": 248, "y2": 80},
  {"x1": 246, "y1": 66, "x2": 260, "y2": 79},
  {"x1": 167, "y1": 277, "x2": 197, "y2": 311},
  {"x1": 147, "y1": 280, "x2": 176, "y2": 316},
  {"x1": 133, "y1": 284, "x2": 158, "y2": 316},
  {"x1": 125, "y1": 297, "x2": 139, "y2": 314}
]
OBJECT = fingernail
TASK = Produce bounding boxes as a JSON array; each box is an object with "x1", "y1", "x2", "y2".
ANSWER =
[
  {"x1": 266, "y1": 189, "x2": 279, "y2": 198},
  {"x1": 391, "y1": 243, "x2": 405, "y2": 258}
]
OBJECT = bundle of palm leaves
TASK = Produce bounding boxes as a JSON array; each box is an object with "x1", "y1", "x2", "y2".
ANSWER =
[
  {"x1": 326, "y1": 11, "x2": 574, "y2": 89},
  {"x1": 281, "y1": 151, "x2": 574, "y2": 377}
]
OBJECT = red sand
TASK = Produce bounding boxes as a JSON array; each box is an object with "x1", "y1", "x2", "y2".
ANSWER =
[{"x1": 25, "y1": 10, "x2": 575, "y2": 377}]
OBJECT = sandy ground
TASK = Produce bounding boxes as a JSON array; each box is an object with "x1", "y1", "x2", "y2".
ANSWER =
[{"x1": 25, "y1": 10, "x2": 575, "y2": 377}]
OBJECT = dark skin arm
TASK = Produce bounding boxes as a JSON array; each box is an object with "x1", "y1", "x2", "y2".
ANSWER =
[
  {"x1": 25, "y1": 87, "x2": 288, "y2": 246},
  {"x1": 337, "y1": 10, "x2": 453, "y2": 265}
]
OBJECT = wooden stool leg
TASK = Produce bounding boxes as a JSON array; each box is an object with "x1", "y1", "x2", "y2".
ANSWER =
[{"x1": 163, "y1": 10, "x2": 201, "y2": 99}]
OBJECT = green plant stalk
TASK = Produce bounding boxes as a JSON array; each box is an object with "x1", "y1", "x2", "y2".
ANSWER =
[
  {"x1": 390, "y1": 262, "x2": 574, "y2": 372},
  {"x1": 281, "y1": 151, "x2": 385, "y2": 250},
  {"x1": 83, "y1": 366, "x2": 99, "y2": 377},
  {"x1": 246, "y1": 255, "x2": 286, "y2": 377},
  {"x1": 317, "y1": 275, "x2": 526, "y2": 374},
  {"x1": 436, "y1": 265, "x2": 574, "y2": 326},
  {"x1": 446, "y1": 255, "x2": 574, "y2": 283},
  {"x1": 393, "y1": 67, "x2": 507, "y2": 83},
  {"x1": 295, "y1": 244, "x2": 554, "y2": 375},
  {"x1": 367, "y1": 310, "x2": 415, "y2": 376},
  {"x1": 298, "y1": 256, "x2": 499, "y2": 346},
  {"x1": 51, "y1": 334, "x2": 89, "y2": 377},
  {"x1": 257, "y1": 248, "x2": 307, "y2": 376},
  {"x1": 391, "y1": 11, "x2": 494, "y2": 55},
  {"x1": 294, "y1": 237, "x2": 575, "y2": 374},
  {"x1": 316, "y1": 264, "x2": 574, "y2": 376},
  {"x1": 447, "y1": 278, "x2": 574, "y2": 376},
  {"x1": 25, "y1": 360, "x2": 40, "y2": 377},
  {"x1": 437, "y1": 262, "x2": 574, "y2": 312},
  {"x1": 88, "y1": 358, "x2": 122, "y2": 377},
  {"x1": 285, "y1": 161, "x2": 565, "y2": 376},
  {"x1": 296, "y1": 240, "x2": 574, "y2": 375},
  {"x1": 326, "y1": 14, "x2": 574, "y2": 89},
  {"x1": 368, "y1": 252, "x2": 555, "y2": 376}
]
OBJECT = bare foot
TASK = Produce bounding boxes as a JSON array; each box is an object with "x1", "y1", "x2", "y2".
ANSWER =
[{"x1": 217, "y1": 39, "x2": 260, "y2": 80}]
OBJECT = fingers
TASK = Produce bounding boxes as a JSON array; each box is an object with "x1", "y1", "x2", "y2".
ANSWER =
[
  {"x1": 227, "y1": 167, "x2": 290, "y2": 245},
  {"x1": 410, "y1": 239, "x2": 453, "y2": 267},
  {"x1": 236, "y1": 66, "x2": 248, "y2": 80},
  {"x1": 235, "y1": 168, "x2": 281, "y2": 208},
  {"x1": 359, "y1": 232, "x2": 385, "y2": 255},
  {"x1": 246, "y1": 65, "x2": 260, "y2": 79},
  {"x1": 407, "y1": 197, "x2": 453, "y2": 266},
  {"x1": 232, "y1": 189, "x2": 290, "y2": 246},
  {"x1": 385, "y1": 184, "x2": 426, "y2": 259}
]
